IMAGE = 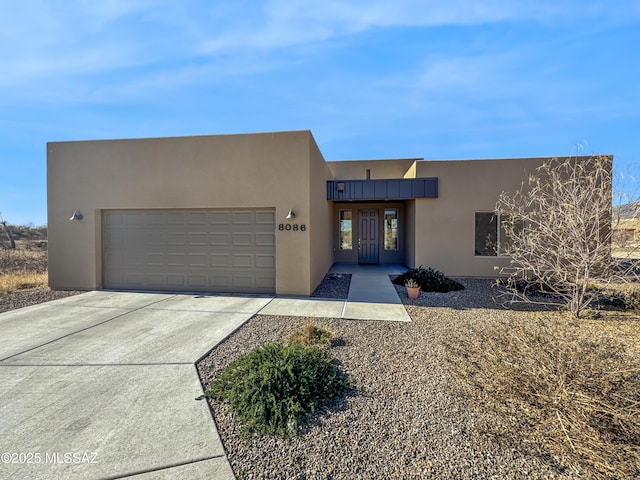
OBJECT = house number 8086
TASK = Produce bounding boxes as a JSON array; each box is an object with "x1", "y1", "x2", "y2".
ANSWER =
[{"x1": 278, "y1": 223, "x2": 306, "y2": 231}]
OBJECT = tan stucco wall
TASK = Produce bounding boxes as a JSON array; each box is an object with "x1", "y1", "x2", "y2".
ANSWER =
[
  {"x1": 308, "y1": 137, "x2": 334, "y2": 292},
  {"x1": 47, "y1": 130, "x2": 322, "y2": 295},
  {"x1": 328, "y1": 159, "x2": 418, "y2": 180},
  {"x1": 403, "y1": 200, "x2": 416, "y2": 267},
  {"x1": 411, "y1": 156, "x2": 584, "y2": 277},
  {"x1": 48, "y1": 128, "x2": 611, "y2": 290}
]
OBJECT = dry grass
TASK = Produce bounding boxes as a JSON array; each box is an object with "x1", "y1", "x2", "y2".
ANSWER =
[
  {"x1": 287, "y1": 318, "x2": 335, "y2": 347},
  {"x1": 0, "y1": 244, "x2": 47, "y2": 274},
  {"x1": 0, "y1": 241, "x2": 48, "y2": 293},
  {"x1": 0, "y1": 272, "x2": 48, "y2": 294},
  {"x1": 448, "y1": 312, "x2": 640, "y2": 479}
]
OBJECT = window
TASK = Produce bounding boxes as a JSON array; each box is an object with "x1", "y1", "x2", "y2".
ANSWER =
[
  {"x1": 384, "y1": 209, "x2": 398, "y2": 250},
  {"x1": 339, "y1": 210, "x2": 352, "y2": 250},
  {"x1": 475, "y1": 212, "x2": 520, "y2": 256}
]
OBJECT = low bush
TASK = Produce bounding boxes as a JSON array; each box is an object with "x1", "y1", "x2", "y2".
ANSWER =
[
  {"x1": 199, "y1": 342, "x2": 350, "y2": 438},
  {"x1": 393, "y1": 266, "x2": 464, "y2": 293},
  {"x1": 288, "y1": 319, "x2": 335, "y2": 347}
]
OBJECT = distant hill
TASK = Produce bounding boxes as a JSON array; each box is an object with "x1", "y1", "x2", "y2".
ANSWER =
[{"x1": 614, "y1": 202, "x2": 640, "y2": 220}]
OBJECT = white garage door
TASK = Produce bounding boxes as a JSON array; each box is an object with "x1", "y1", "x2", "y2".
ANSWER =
[{"x1": 103, "y1": 209, "x2": 275, "y2": 294}]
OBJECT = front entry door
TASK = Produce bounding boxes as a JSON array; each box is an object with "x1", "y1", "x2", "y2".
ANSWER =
[{"x1": 358, "y1": 209, "x2": 379, "y2": 264}]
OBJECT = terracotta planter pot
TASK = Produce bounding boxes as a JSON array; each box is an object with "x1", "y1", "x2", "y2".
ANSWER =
[{"x1": 406, "y1": 286, "x2": 420, "y2": 299}]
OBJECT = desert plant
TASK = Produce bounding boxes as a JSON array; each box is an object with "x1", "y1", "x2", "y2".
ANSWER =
[
  {"x1": 404, "y1": 278, "x2": 419, "y2": 288},
  {"x1": 394, "y1": 266, "x2": 464, "y2": 293},
  {"x1": 495, "y1": 154, "x2": 625, "y2": 318},
  {"x1": 199, "y1": 342, "x2": 350, "y2": 438},
  {"x1": 288, "y1": 319, "x2": 335, "y2": 347}
]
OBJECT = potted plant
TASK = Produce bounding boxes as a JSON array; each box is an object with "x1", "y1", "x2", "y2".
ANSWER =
[{"x1": 405, "y1": 278, "x2": 420, "y2": 299}]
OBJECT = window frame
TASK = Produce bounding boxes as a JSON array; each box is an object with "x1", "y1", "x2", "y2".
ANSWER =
[
  {"x1": 338, "y1": 209, "x2": 353, "y2": 250},
  {"x1": 383, "y1": 208, "x2": 399, "y2": 251},
  {"x1": 474, "y1": 212, "x2": 520, "y2": 257}
]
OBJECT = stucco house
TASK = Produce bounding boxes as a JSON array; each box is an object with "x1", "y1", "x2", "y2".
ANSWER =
[{"x1": 47, "y1": 130, "x2": 607, "y2": 296}]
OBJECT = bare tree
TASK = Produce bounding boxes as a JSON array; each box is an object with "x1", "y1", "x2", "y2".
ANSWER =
[
  {"x1": 0, "y1": 212, "x2": 16, "y2": 249},
  {"x1": 495, "y1": 154, "x2": 617, "y2": 318}
]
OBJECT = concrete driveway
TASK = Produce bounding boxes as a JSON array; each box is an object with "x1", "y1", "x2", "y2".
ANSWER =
[{"x1": 0, "y1": 291, "x2": 271, "y2": 480}]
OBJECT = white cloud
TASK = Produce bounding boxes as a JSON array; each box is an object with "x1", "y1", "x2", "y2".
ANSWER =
[
  {"x1": 1, "y1": 0, "x2": 638, "y2": 105},
  {"x1": 0, "y1": 1, "x2": 172, "y2": 88},
  {"x1": 197, "y1": 0, "x2": 640, "y2": 53},
  {"x1": 198, "y1": 0, "x2": 518, "y2": 53}
]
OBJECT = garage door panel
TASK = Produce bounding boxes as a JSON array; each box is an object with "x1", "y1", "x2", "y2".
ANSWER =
[
  {"x1": 103, "y1": 209, "x2": 275, "y2": 294},
  {"x1": 166, "y1": 213, "x2": 185, "y2": 225},
  {"x1": 104, "y1": 250, "x2": 123, "y2": 265},
  {"x1": 188, "y1": 212, "x2": 207, "y2": 224},
  {"x1": 167, "y1": 233, "x2": 186, "y2": 245},
  {"x1": 210, "y1": 233, "x2": 230, "y2": 246},
  {"x1": 232, "y1": 255, "x2": 253, "y2": 268},
  {"x1": 167, "y1": 274, "x2": 187, "y2": 288},
  {"x1": 232, "y1": 276, "x2": 253, "y2": 288},
  {"x1": 232, "y1": 233, "x2": 252, "y2": 246},
  {"x1": 255, "y1": 255, "x2": 275, "y2": 268},
  {"x1": 188, "y1": 254, "x2": 208, "y2": 267},
  {"x1": 166, "y1": 253, "x2": 186, "y2": 267},
  {"x1": 211, "y1": 212, "x2": 230, "y2": 224},
  {"x1": 146, "y1": 213, "x2": 165, "y2": 225},
  {"x1": 210, "y1": 275, "x2": 231, "y2": 288},
  {"x1": 124, "y1": 273, "x2": 144, "y2": 286},
  {"x1": 125, "y1": 213, "x2": 146, "y2": 225},
  {"x1": 146, "y1": 232, "x2": 164, "y2": 245},
  {"x1": 104, "y1": 230, "x2": 124, "y2": 247},
  {"x1": 124, "y1": 251, "x2": 145, "y2": 266},
  {"x1": 125, "y1": 230, "x2": 147, "y2": 245},
  {"x1": 144, "y1": 274, "x2": 165, "y2": 287},
  {"x1": 105, "y1": 212, "x2": 124, "y2": 225},
  {"x1": 147, "y1": 253, "x2": 164, "y2": 266},
  {"x1": 210, "y1": 254, "x2": 230, "y2": 267},
  {"x1": 232, "y1": 211, "x2": 252, "y2": 224},
  {"x1": 188, "y1": 233, "x2": 207, "y2": 246},
  {"x1": 255, "y1": 233, "x2": 275, "y2": 246},
  {"x1": 255, "y1": 211, "x2": 275, "y2": 224},
  {"x1": 255, "y1": 276, "x2": 276, "y2": 289}
]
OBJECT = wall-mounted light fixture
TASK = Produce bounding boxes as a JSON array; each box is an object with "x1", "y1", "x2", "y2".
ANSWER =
[
  {"x1": 286, "y1": 209, "x2": 295, "y2": 220},
  {"x1": 69, "y1": 210, "x2": 83, "y2": 222}
]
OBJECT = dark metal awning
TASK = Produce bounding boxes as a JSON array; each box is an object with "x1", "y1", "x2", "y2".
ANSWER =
[{"x1": 327, "y1": 178, "x2": 438, "y2": 201}]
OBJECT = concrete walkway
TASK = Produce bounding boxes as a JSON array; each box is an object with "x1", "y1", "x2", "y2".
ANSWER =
[
  {"x1": 261, "y1": 263, "x2": 410, "y2": 322},
  {"x1": 0, "y1": 266, "x2": 409, "y2": 479}
]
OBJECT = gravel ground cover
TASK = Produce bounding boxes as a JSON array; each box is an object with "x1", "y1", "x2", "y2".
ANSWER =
[
  {"x1": 5, "y1": 274, "x2": 631, "y2": 478},
  {"x1": 311, "y1": 273, "x2": 351, "y2": 299},
  {"x1": 197, "y1": 279, "x2": 574, "y2": 479}
]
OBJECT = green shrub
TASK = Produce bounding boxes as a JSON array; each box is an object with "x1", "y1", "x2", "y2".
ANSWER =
[
  {"x1": 199, "y1": 342, "x2": 350, "y2": 438},
  {"x1": 393, "y1": 266, "x2": 464, "y2": 293}
]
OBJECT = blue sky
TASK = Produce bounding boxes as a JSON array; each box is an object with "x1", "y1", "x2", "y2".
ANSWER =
[{"x1": 1, "y1": 0, "x2": 639, "y2": 225}]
